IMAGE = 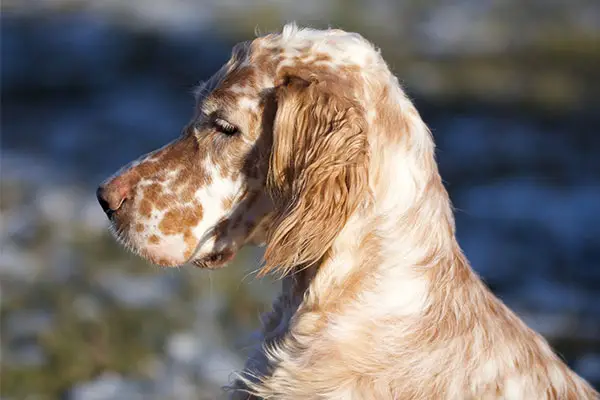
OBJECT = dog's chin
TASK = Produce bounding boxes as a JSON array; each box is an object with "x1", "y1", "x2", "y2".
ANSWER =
[
  {"x1": 110, "y1": 221, "x2": 238, "y2": 269},
  {"x1": 140, "y1": 250, "x2": 188, "y2": 268},
  {"x1": 190, "y1": 250, "x2": 236, "y2": 269}
]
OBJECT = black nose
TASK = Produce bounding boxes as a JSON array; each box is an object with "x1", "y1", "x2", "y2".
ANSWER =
[
  {"x1": 96, "y1": 186, "x2": 115, "y2": 218},
  {"x1": 97, "y1": 174, "x2": 131, "y2": 219},
  {"x1": 97, "y1": 182, "x2": 130, "y2": 220}
]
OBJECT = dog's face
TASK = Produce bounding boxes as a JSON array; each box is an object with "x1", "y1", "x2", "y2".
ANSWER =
[
  {"x1": 97, "y1": 41, "x2": 275, "y2": 268},
  {"x1": 97, "y1": 27, "x2": 370, "y2": 271}
]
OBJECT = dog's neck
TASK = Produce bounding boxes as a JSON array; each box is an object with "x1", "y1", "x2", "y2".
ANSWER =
[
  {"x1": 233, "y1": 49, "x2": 597, "y2": 400},
  {"x1": 283, "y1": 92, "x2": 466, "y2": 319},
  {"x1": 235, "y1": 81, "x2": 480, "y2": 396},
  {"x1": 235, "y1": 110, "x2": 477, "y2": 395},
  {"x1": 244, "y1": 109, "x2": 470, "y2": 379}
]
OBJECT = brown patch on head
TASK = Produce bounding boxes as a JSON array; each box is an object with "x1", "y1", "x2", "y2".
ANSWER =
[
  {"x1": 314, "y1": 52, "x2": 333, "y2": 63},
  {"x1": 155, "y1": 194, "x2": 172, "y2": 210},
  {"x1": 148, "y1": 234, "x2": 160, "y2": 245},
  {"x1": 158, "y1": 209, "x2": 182, "y2": 235},
  {"x1": 143, "y1": 183, "x2": 175, "y2": 211},
  {"x1": 143, "y1": 183, "x2": 163, "y2": 201},
  {"x1": 250, "y1": 43, "x2": 281, "y2": 77},
  {"x1": 157, "y1": 204, "x2": 205, "y2": 260},
  {"x1": 222, "y1": 66, "x2": 257, "y2": 91},
  {"x1": 158, "y1": 205, "x2": 203, "y2": 236},
  {"x1": 132, "y1": 162, "x2": 159, "y2": 181},
  {"x1": 135, "y1": 223, "x2": 145, "y2": 233},
  {"x1": 179, "y1": 185, "x2": 197, "y2": 204},
  {"x1": 173, "y1": 166, "x2": 211, "y2": 203},
  {"x1": 139, "y1": 199, "x2": 153, "y2": 218}
]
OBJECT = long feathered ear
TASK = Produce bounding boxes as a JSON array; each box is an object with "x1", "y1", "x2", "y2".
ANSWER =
[{"x1": 261, "y1": 76, "x2": 369, "y2": 276}]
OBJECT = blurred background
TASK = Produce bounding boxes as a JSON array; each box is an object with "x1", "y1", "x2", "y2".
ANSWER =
[{"x1": 1, "y1": 0, "x2": 599, "y2": 398}]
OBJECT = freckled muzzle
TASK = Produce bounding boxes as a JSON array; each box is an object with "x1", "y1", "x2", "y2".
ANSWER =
[
  {"x1": 97, "y1": 132, "x2": 259, "y2": 269},
  {"x1": 97, "y1": 136, "x2": 213, "y2": 266}
]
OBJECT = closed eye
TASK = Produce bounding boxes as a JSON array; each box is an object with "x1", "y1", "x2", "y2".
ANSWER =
[{"x1": 214, "y1": 117, "x2": 239, "y2": 135}]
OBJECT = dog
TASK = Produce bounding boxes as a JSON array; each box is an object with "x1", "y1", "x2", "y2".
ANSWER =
[{"x1": 97, "y1": 24, "x2": 598, "y2": 399}]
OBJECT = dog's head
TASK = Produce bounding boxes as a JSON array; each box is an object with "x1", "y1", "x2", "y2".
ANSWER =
[{"x1": 97, "y1": 25, "x2": 372, "y2": 272}]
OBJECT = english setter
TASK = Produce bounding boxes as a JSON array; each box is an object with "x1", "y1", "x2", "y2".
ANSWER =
[{"x1": 97, "y1": 24, "x2": 598, "y2": 399}]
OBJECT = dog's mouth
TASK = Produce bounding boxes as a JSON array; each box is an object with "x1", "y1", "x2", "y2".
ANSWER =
[{"x1": 191, "y1": 251, "x2": 236, "y2": 269}]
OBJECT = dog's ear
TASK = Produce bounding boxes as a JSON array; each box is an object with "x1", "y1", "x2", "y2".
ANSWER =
[{"x1": 261, "y1": 76, "x2": 369, "y2": 276}]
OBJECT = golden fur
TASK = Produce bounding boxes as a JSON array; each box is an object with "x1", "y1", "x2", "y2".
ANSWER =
[{"x1": 98, "y1": 24, "x2": 598, "y2": 399}]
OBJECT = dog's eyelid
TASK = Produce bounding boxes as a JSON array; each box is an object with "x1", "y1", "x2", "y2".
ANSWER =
[{"x1": 212, "y1": 115, "x2": 239, "y2": 135}]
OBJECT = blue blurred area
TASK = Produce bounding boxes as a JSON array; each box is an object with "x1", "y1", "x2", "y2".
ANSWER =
[{"x1": 1, "y1": 2, "x2": 599, "y2": 398}]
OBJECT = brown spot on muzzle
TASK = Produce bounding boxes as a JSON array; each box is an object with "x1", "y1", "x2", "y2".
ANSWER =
[
  {"x1": 148, "y1": 235, "x2": 160, "y2": 244},
  {"x1": 143, "y1": 183, "x2": 176, "y2": 211},
  {"x1": 139, "y1": 198, "x2": 152, "y2": 217},
  {"x1": 158, "y1": 204, "x2": 204, "y2": 255},
  {"x1": 159, "y1": 206, "x2": 202, "y2": 235}
]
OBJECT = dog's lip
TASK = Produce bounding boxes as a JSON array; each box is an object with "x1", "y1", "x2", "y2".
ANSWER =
[{"x1": 191, "y1": 250, "x2": 236, "y2": 269}]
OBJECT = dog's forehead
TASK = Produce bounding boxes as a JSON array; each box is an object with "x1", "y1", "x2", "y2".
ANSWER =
[
  {"x1": 195, "y1": 53, "x2": 267, "y2": 115},
  {"x1": 198, "y1": 27, "x2": 377, "y2": 116},
  {"x1": 220, "y1": 39, "x2": 284, "y2": 92}
]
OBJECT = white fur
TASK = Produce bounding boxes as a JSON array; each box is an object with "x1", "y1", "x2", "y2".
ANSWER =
[
  {"x1": 229, "y1": 25, "x2": 598, "y2": 400},
  {"x1": 102, "y1": 23, "x2": 598, "y2": 400}
]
